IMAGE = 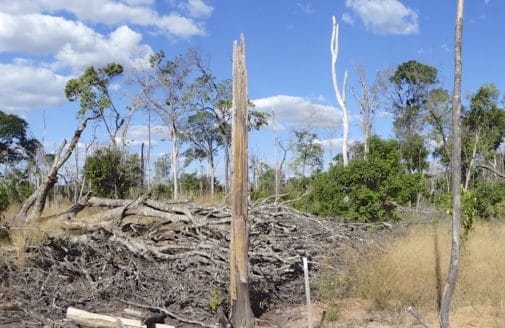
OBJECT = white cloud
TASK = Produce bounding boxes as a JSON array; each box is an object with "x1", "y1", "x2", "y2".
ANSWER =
[
  {"x1": 341, "y1": 12, "x2": 355, "y2": 25},
  {"x1": 126, "y1": 124, "x2": 169, "y2": 140},
  {"x1": 54, "y1": 25, "x2": 153, "y2": 71},
  {"x1": 0, "y1": 61, "x2": 68, "y2": 113},
  {"x1": 315, "y1": 137, "x2": 344, "y2": 152},
  {"x1": 0, "y1": 0, "x2": 208, "y2": 38},
  {"x1": 252, "y1": 95, "x2": 342, "y2": 130},
  {"x1": 484, "y1": 0, "x2": 491, "y2": 4},
  {"x1": 345, "y1": 0, "x2": 418, "y2": 35},
  {"x1": 0, "y1": 12, "x2": 85, "y2": 54},
  {"x1": 185, "y1": 0, "x2": 214, "y2": 18}
]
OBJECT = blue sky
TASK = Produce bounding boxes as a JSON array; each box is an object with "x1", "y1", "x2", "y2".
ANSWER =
[{"x1": 0, "y1": 0, "x2": 502, "y2": 179}]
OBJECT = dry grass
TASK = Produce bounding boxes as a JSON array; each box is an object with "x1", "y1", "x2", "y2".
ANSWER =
[{"x1": 354, "y1": 221, "x2": 505, "y2": 319}]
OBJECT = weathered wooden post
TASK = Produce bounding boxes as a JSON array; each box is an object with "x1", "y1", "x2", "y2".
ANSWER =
[{"x1": 230, "y1": 34, "x2": 255, "y2": 328}]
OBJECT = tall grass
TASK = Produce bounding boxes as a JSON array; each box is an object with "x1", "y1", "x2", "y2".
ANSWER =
[{"x1": 355, "y1": 222, "x2": 505, "y2": 317}]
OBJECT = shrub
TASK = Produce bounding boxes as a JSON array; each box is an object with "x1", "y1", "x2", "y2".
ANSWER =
[
  {"x1": 84, "y1": 147, "x2": 140, "y2": 198},
  {"x1": 305, "y1": 136, "x2": 425, "y2": 221}
]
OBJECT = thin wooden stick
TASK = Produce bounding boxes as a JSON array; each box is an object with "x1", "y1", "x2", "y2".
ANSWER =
[{"x1": 303, "y1": 257, "x2": 313, "y2": 328}]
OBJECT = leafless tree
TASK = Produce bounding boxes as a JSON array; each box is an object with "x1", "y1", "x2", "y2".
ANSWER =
[
  {"x1": 352, "y1": 66, "x2": 389, "y2": 158},
  {"x1": 331, "y1": 16, "x2": 349, "y2": 166}
]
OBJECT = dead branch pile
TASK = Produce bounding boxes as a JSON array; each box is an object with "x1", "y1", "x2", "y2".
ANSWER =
[{"x1": 0, "y1": 196, "x2": 391, "y2": 327}]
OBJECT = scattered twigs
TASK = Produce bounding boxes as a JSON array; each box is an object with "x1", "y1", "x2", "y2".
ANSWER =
[
  {"x1": 405, "y1": 306, "x2": 429, "y2": 328},
  {"x1": 118, "y1": 300, "x2": 216, "y2": 328}
]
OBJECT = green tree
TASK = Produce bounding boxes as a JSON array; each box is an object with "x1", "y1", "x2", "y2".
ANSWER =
[
  {"x1": 0, "y1": 110, "x2": 40, "y2": 166},
  {"x1": 83, "y1": 147, "x2": 140, "y2": 198},
  {"x1": 390, "y1": 60, "x2": 438, "y2": 173},
  {"x1": 462, "y1": 84, "x2": 505, "y2": 189},
  {"x1": 154, "y1": 154, "x2": 171, "y2": 184},
  {"x1": 188, "y1": 66, "x2": 268, "y2": 193},
  {"x1": 426, "y1": 88, "x2": 452, "y2": 163},
  {"x1": 140, "y1": 50, "x2": 199, "y2": 200},
  {"x1": 181, "y1": 111, "x2": 223, "y2": 197},
  {"x1": 290, "y1": 129, "x2": 323, "y2": 176},
  {"x1": 65, "y1": 63, "x2": 124, "y2": 147},
  {"x1": 307, "y1": 136, "x2": 425, "y2": 221}
]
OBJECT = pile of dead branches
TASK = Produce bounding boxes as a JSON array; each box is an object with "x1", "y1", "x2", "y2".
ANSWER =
[{"x1": 0, "y1": 196, "x2": 391, "y2": 327}]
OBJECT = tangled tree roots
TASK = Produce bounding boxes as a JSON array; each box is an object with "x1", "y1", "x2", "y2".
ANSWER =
[{"x1": 0, "y1": 196, "x2": 391, "y2": 327}]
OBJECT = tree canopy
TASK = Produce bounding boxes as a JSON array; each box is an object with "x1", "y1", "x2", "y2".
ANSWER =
[{"x1": 0, "y1": 110, "x2": 40, "y2": 166}]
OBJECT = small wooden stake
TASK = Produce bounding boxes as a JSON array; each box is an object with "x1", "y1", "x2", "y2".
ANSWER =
[{"x1": 303, "y1": 257, "x2": 313, "y2": 328}]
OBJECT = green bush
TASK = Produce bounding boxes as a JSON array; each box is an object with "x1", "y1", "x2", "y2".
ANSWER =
[
  {"x1": 472, "y1": 182, "x2": 505, "y2": 219},
  {"x1": 84, "y1": 147, "x2": 140, "y2": 198},
  {"x1": 305, "y1": 136, "x2": 425, "y2": 222}
]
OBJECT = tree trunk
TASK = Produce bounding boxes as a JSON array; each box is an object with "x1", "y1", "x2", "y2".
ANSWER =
[
  {"x1": 364, "y1": 125, "x2": 370, "y2": 159},
  {"x1": 230, "y1": 34, "x2": 254, "y2": 328},
  {"x1": 439, "y1": 0, "x2": 464, "y2": 326},
  {"x1": 170, "y1": 125, "x2": 179, "y2": 200},
  {"x1": 464, "y1": 130, "x2": 479, "y2": 191},
  {"x1": 14, "y1": 117, "x2": 92, "y2": 226},
  {"x1": 224, "y1": 138, "x2": 231, "y2": 195},
  {"x1": 209, "y1": 155, "x2": 215, "y2": 199},
  {"x1": 331, "y1": 16, "x2": 350, "y2": 167}
]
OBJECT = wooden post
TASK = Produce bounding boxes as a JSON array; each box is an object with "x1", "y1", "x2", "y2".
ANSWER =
[
  {"x1": 230, "y1": 34, "x2": 255, "y2": 328},
  {"x1": 303, "y1": 257, "x2": 313, "y2": 328}
]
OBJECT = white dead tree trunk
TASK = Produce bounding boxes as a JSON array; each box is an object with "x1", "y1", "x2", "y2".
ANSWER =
[{"x1": 331, "y1": 16, "x2": 349, "y2": 166}]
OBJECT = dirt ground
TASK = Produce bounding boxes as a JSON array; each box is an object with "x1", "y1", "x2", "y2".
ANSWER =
[{"x1": 258, "y1": 298, "x2": 505, "y2": 328}]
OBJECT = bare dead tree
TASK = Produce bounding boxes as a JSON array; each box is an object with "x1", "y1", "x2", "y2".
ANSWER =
[
  {"x1": 331, "y1": 16, "x2": 349, "y2": 166},
  {"x1": 439, "y1": 0, "x2": 464, "y2": 327},
  {"x1": 229, "y1": 34, "x2": 254, "y2": 328},
  {"x1": 352, "y1": 66, "x2": 388, "y2": 158},
  {"x1": 275, "y1": 141, "x2": 288, "y2": 205},
  {"x1": 14, "y1": 116, "x2": 96, "y2": 226}
]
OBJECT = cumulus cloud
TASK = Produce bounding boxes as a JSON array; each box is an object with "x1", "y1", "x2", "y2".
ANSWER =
[
  {"x1": 345, "y1": 0, "x2": 418, "y2": 35},
  {"x1": 0, "y1": 0, "x2": 213, "y2": 112},
  {"x1": 185, "y1": 0, "x2": 214, "y2": 18},
  {"x1": 0, "y1": 61, "x2": 69, "y2": 113},
  {"x1": 252, "y1": 95, "x2": 342, "y2": 130},
  {"x1": 0, "y1": 11, "x2": 153, "y2": 71},
  {"x1": 54, "y1": 25, "x2": 153, "y2": 71},
  {"x1": 0, "y1": 0, "x2": 210, "y2": 38}
]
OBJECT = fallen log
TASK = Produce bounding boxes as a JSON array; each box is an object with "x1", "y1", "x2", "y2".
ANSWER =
[{"x1": 66, "y1": 307, "x2": 175, "y2": 328}]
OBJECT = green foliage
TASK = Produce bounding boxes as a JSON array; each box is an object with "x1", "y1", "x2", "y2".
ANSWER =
[
  {"x1": 0, "y1": 185, "x2": 9, "y2": 213},
  {"x1": 463, "y1": 84, "x2": 505, "y2": 162},
  {"x1": 305, "y1": 136, "x2": 425, "y2": 222},
  {"x1": 182, "y1": 111, "x2": 223, "y2": 168},
  {"x1": 462, "y1": 189, "x2": 477, "y2": 242},
  {"x1": 290, "y1": 129, "x2": 323, "y2": 176},
  {"x1": 400, "y1": 134, "x2": 429, "y2": 173},
  {"x1": 152, "y1": 183, "x2": 172, "y2": 200},
  {"x1": 390, "y1": 60, "x2": 438, "y2": 140},
  {"x1": 472, "y1": 182, "x2": 505, "y2": 220},
  {"x1": 209, "y1": 287, "x2": 223, "y2": 312},
  {"x1": 84, "y1": 147, "x2": 140, "y2": 198},
  {"x1": 251, "y1": 166, "x2": 277, "y2": 200},
  {"x1": 0, "y1": 169, "x2": 33, "y2": 205},
  {"x1": 0, "y1": 110, "x2": 40, "y2": 165},
  {"x1": 65, "y1": 63, "x2": 123, "y2": 117},
  {"x1": 178, "y1": 172, "x2": 219, "y2": 195}
]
